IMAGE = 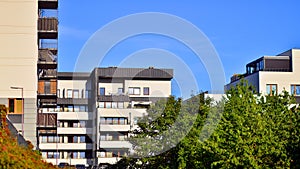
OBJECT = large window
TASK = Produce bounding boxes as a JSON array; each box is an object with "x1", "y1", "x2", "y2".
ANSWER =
[
  {"x1": 143, "y1": 87, "x2": 150, "y2": 95},
  {"x1": 128, "y1": 87, "x2": 140, "y2": 95},
  {"x1": 118, "y1": 88, "x2": 123, "y2": 94},
  {"x1": 99, "y1": 87, "x2": 105, "y2": 95},
  {"x1": 100, "y1": 117, "x2": 128, "y2": 125},
  {"x1": 73, "y1": 90, "x2": 79, "y2": 98},
  {"x1": 8, "y1": 98, "x2": 23, "y2": 114},
  {"x1": 67, "y1": 89, "x2": 72, "y2": 98},
  {"x1": 266, "y1": 84, "x2": 277, "y2": 96},
  {"x1": 291, "y1": 85, "x2": 300, "y2": 96}
]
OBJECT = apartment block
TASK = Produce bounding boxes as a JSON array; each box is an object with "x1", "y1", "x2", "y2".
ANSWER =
[
  {"x1": 37, "y1": 67, "x2": 173, "y2": 167},
  {"x1": 226, "y1": 49, "x2": 300, "y2": 102}
]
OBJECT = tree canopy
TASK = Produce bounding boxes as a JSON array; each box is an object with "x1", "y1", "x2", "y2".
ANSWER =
[
  {"x1": 0, "y1": 105, "x2": 57, "y2": 169},
  {"x1": 113, "y1": 80, "x2": 300, "y2": 168}
]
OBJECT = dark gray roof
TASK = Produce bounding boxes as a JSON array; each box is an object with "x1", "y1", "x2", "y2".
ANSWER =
[
  {"x1": 58, "y1": 72, "x2": 90, "y2": 80},
  {"x1": 95, "y1": 67, "x2": 173, "y2": 79}
]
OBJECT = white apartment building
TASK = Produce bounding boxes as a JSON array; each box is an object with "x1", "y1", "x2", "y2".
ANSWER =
[
  {"x1": 37, "y1": 67, "x2": 173, "y2": 167},
  {"x1": 226, "y1": 48, "x2": 300, "y2": 102}
]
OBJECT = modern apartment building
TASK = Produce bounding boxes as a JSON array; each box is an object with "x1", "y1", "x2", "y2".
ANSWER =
[
  {"x1": 0, "y1": 0, "x2": 58, "y2": 147},
  {"x1": 226, "y1": 48, "x2": 300, "y2": 102},
  {"x1": 37, "y1": 67, "x2": 173, "y2": 167}
]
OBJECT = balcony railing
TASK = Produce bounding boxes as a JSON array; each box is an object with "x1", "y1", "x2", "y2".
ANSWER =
[
  {"x1": 38, "y1": 49, "x2": 57, "y2": 64},
  {"x1": 38, "y1": 69, "x2": 57, "y2": 79},
  {"x1": 38, "y1": 17, "x2": 58, "y2": 39},
  {"x1": 98, "y1": 95, "x2": 130, "y2": 102},
  {"x1": 38, "y1": 18, "x2": 58, "y2": 32},
  {"x1": 37, "y1": 113, "x2": 57, "y2": 127},
  {"x1": 38, "y1": 98, "x2": 57, "y2": 108}
]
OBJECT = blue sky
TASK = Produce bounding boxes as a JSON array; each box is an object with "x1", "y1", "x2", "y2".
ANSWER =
[{"x1": 58, "y1": 0, "x2": 300, "y2": 97}]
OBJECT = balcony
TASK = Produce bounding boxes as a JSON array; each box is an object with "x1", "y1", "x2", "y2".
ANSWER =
[
  {"x1": 44, "y1": 159, "x2": 89, "y2": 167},
  {"x1": 100, "y1": 125, "x2": 130, "y2": 132},
  {"x1": 98, "y1": 95, "x2": 130, "y2": 102},
  {"x1": 37, "y1": 113, "x2": 57, "y2": 128},
  {"x1": 39, "y1": 143, "x2": 93, "y2": 150},
  {"x1": 97, "y1": 157, "x2": 120, "y2": 165},
  {"x1": 38, "y1": 18, "x2": 58, "y2": 39},
  {"x1": 57, "y1": 112, "x2": 90, "y2": 121},
  {"x1": 38, "y1": 49, "x2": 57, "y2": 68},
  {"x1": 57, "y1": 127, "x2": 93, "y2": 135},
  {"x1": 38, "y1": 0, "x2": 58, "y2": 9},
  {"x1": 39, "y1": 98, "x2": 57, "y2": 108},
  {"x1": 99, "y1": 141, "x2": 131, "y2": 149},
  {"x1": 38, "y1": 80, "x2": 57, "y2": 98},
  {"x1": 38, "y1": 69, "x2": 57, "y2": 79}
]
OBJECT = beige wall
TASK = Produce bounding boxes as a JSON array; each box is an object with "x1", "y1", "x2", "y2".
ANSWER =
[
  {"x1": 0, "y1": 0, "x2": 38, "y2": 147},
  {"x1": 0, "y1": 0, "x2": 38, "y2": 98},
  {"x1": 124, "y1": 80, "x2": 171, "y2": 97},
  {"x1": 58, "y1": 80, "x2": 87, "y2": 98}
]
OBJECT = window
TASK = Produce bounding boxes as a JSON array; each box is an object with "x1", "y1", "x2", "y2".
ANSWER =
[
  {"x1": 119, "y1": 118, "x2": 125, "y2": 125},
  {"x1": 266, "y1": 84, "x2": 277, "y2": 96},
  {"x1": 80, "y1": 136, "x2": 85, "y2": 143},
  {"x1": 118, "y1": 88, "x2": 123, "y2": 94},
  {"x1": 80, "y1": 106, "x2": 86, "y2": 112},
  {"x1": 100, "y1": 118, "x2": 106, "y2": 124},
  {"x1": 79, "y1": 121, "x2": 86, "y2": 128},
  {"x1": 73, "y1": 136, "x2": 78, "y2": 143},
  {"x1": 128, "y1": 87, "x2": 140, "y2": 95},
  {"x1": 143, "y1": 87, "x2": 150, "y2": 95},
  {"x1": 100, "y1": 135, "x2": 106, "y2": 141},
  {"x1": 118, "y1": 102, "x2": 124, "y2": 108},
  {"x1": 8, "y1": 98, "x2": 23, "y2": 114},
  {"x1": 57, "y1": 89, "x2": 60, "y2": 98},
  {"x1": 67, "y1": 89, "x2": 72, "y2": 98},
  {"x1": 67, "y1": 105, "x2": 73, "y2": 112},
  {"x1": 47, "y1": 152, "x2": 54, "y2": 159},
  {"x1": 99, "y1": 87, "x2": 105, "y2": 95},
  {"x1": 113, "y1": 118, "x2": 118, "y2": 125},
  {"x1": 99, "y1": 102, "x2": 105, "y2": 108},
  {"x1": 73, "y1": 90, "x2": 79, "y2": 98},
  {"x1": 41, "y1": 136, "x2": 47, "y2": 143},
  {"x1": 112, "y1": 102, "x2": 118, "y2": 108},
  {"x1": 99, "y1": 151, "x2": 105, "y2": 158},
  {"x1": 291, "y1": 85, "x2": 300, "y2": 96},
  {"x1": 133, "y1": 117, "x2": 140, "y2": 125},
  {"x1": 105, "y1": 102, "x2": 111, "y2": 108},
  {"x1": 42, "y1": 152, "x2": 47, "y2": 159},
  {"x1": 79, "y1": 152, "x2": 85, "y2": 159},
  {"x1": 74, "y1": 106, "x2": 80, "y2": 112},
  {"x1": 73, "y1": 152, "x2": 78, "y2": 159},
  {"x1": 107, "y1": 118, "x2": 113, "y2": 125}
]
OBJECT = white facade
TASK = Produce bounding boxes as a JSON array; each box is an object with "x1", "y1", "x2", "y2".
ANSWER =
[{"x1": 97, "y1": 76, "x2": 172, "y2": 165}]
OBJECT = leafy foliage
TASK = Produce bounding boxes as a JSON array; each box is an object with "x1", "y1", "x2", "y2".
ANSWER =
[
  {"x1": 0, "y1": 105, "x2": 57, "y2": 169},
  {"x1": 112, "y1": 80, "x2": 300, "y2": 169}
]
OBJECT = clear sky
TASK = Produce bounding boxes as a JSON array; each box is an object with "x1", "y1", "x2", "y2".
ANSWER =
[{"x1": 58, "y1": 0, "x2": 300, "y2": 98}]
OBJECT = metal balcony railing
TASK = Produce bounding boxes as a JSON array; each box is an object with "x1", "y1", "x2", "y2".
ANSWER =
[
  {"x1": 38, "y1": 49, "x2": 57, "y2": 64},
  {"x1": 37, "y1": 113, "x2": 57, "y2": 127},
  {"x1": 38, "y1": 69, "x2": 57, "y2": 79},
  {"x1": 38, "y1": 17, "x2": 58, "y2": 32}
]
